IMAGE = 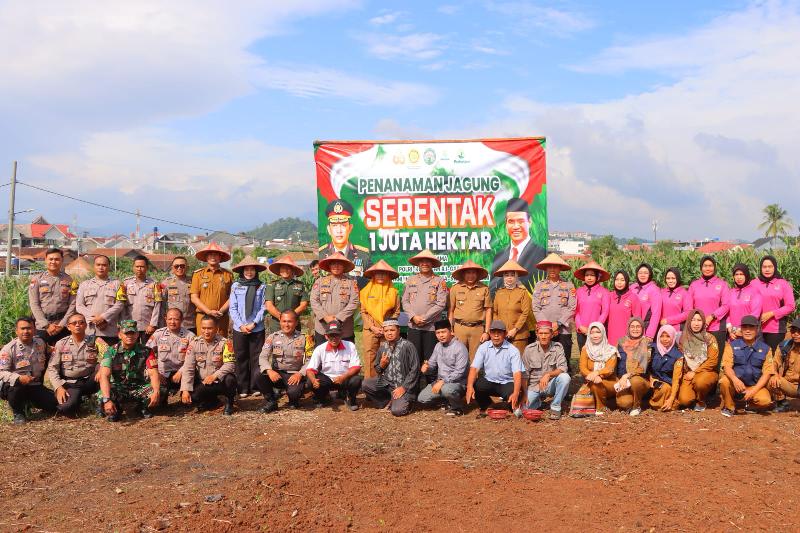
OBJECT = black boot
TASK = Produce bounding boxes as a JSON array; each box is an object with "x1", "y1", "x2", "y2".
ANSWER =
[
  {"x1": 12, "y1": 411, "x2": 26, "y2": 425},
  {"x1": 139, "y1": 402, "x2": 153, "y2": 419},
  {"x1": 223, "y1": 397, "x2": 234, "y2": 416},
  {"x1": 258, "y1": 399, "x2": 278, "y2": 414}
]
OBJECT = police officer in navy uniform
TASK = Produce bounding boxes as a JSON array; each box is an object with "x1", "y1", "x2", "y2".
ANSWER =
[{"x1": 318, "y1": 198, "x2": 372, "y2": 288}]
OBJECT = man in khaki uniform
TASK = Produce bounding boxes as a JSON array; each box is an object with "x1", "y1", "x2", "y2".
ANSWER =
[
  {"x1": 47, "y1": 312, "x2": 107, "y2": 415},
  {"x1": 719, "y1": 315, "x2": 774, "y2": 416},
  {"x1": 310, "y1": 252, "x2": 360, "y2": 346},
  {"x1": 180, "y1": 315, "x2": 236, "y2": 415},
  {"x1": 255, "y1": 310, "x2": 307, "y2": 412},
  {"x1": 531, "y1": 253, "x2": 576, "y2": 370},
  {"x1": 28, "y1": 247, "x2": 77, "y2": 345},
  {"x1": 264, "y1": 255, "x2": 308, "y2": 333},
  {"x1": 146, "y1": 307, "x2": 195, "y2": 402},
  {"x1": 160, "y1": 256, "x2": 196, "y2": 332},
  {"x1": 119, "y1": 255, "x2": 162, "y2": 344},
  {"x1": 448, "y1": 260, "x2": 492, "y2": 361},
  {"x1": 75, "y1": 254, "x2": 125, "y2": 345},
  {"x1": 402, "y1": 249, "x2": 449, "y2": 366},
  {"x1": 190, "y1": 242, "x2": 234, "y2": 333},
  {"x1": 770, "y1": 317, "x2": 800, "y2": 412},
  {"x1": 492, "y1": 259, "x2": 532, "y2": 354}
]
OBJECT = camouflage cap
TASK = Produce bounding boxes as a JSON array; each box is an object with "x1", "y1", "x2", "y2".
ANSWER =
[{"x1": 119, "y1": 319, "x2": 138, "y2": 333}]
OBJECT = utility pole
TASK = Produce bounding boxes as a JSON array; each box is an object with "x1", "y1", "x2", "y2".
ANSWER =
[
  {"x1": 136, "y1": 209, "x2": 141, "y2": 240},
  {"x1": 652, "y1": 219, "x2": 659, "y2": 243},
  {"x1": 5, "y1": 161, "x2": 17, "y2": 276}
]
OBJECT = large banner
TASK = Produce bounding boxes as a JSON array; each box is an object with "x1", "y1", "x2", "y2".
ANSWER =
[{"x1": 314, "y1": 138, "x2": 547, "y2": 291}]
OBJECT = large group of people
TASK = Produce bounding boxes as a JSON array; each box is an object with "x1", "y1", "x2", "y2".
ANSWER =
[{"x1": 2, "y1": 240, "x2": 799, "y2": 424}]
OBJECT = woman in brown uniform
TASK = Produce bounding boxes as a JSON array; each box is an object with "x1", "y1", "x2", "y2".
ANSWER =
[
  {"x1": 579, "y1": 322, "x2": 619, "y2": 415},
  {"x1": 614, "y1": 317, "x2": 652, "y2": 416},
  {"x1": 675, "y1": 309, "x2": 719, "y2": 411},
  {"x1": 492, "y1": 259, "x2": 532, "y2": 354}
]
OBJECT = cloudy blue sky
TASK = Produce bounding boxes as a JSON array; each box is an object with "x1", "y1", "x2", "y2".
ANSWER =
[{"x1": 1, "y1": 0, "x2": 798, "y2": 240}]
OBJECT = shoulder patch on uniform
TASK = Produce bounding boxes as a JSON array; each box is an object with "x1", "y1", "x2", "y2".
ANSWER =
[
  {"x1": 353, "y1": 244, "x2": 369, "y2": 252},
  {"x1": 318, "y1": 244, "x2": 328, "y2": 251}
]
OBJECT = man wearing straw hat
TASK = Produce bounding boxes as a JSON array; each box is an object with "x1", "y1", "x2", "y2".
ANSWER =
[
  {"x1": 448, "y1": 260, "x2": 492, "y2": 361},
  {"x1": 310, "y1": 252, "x2": 360, "y2": 346},
  {"x1": 190, "y1": 242, "x2": 234, "y2": 333},
  {"x1": 264, "y1": 254, "x2": 308, "y2": 334},
  {"x1": 402, "y1": 249, "x2": 449, "y2": 366},
  {"x1": 532, "y1": 253, "x2": 577, "y2": 371},
  {"x1": 492, "y1": 259, "x2": 532, "y2": 354},
  {"x1": 360, "y1": 260, "x2": 401, "y2": 378}
]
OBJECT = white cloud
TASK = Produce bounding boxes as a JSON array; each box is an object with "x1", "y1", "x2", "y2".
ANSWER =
[
  {"x1": 438, "y1": 5, "x2": 461, "y2": 15},
  {"x1": 358, "y1": 32, "x2": 447, "y2": 61},
  {"x1": 486, "y1": 1, "x2": 594, "y2": 37},
  {"x1": 369, "y1": 11, "x2": 405, "y2": 25}
]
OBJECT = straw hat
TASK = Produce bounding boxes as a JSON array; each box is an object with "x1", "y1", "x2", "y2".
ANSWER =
[
  {"x1": 452, "y1": 260, "x2": 488, "y2": 282},
  {"x1": 408, "y1": 249, "x2": 442, "y2": 268},
  {"x1": 574, "y1": 260, "x2": 610, "y2": 282},
  {"x1": 535, "y1": 252, "x2": 571, "y2": 272},
  {"x1": 195, "y1": 241, "x2": 231, "y2": 263},
  {"x1": 364, "y1": 259, "x2": 399, "y2": 280},
  {"x1": 493, "y1": 259, "x2": 528, "y2": 277},
  {"x1": 318, "y1": 251, "x2": 355, "y2": 274},
  {"x1": 268, "y1": 254, "x2": 304, "y2": 277},
  {"x1": 232, "y1": 254, "x2": 267, "y2": 274}
]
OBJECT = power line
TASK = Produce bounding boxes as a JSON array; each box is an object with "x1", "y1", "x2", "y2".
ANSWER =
[{"x1": 16, "y1": 180, "x2": 247, "y2": 238}]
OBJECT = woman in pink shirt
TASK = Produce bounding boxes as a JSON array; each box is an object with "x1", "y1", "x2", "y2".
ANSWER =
[
  {"x1": 631, "y1": 263, "x2": 662, "y2": 340},
  {"x1": 754, "y1": 255, "x2": 796, "y2": 352},
  {"x1": 574, "y1": 261, "x2": 611, "y2": 352},
  {"x1": 608, "y1": 270, "x2": 642, "y2": 346},
  {"x1": 727, "y1": 264, "x2": 762, "y2": 340},
  {"x1": 687, "y1": 255, "x2": 730, "y2": 351},
  {"x1": 660, "y1": 267, "x2": 690, "y2": 329}
]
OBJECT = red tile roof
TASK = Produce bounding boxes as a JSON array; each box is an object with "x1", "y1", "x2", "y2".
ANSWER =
[{"x1": 696, "y1": 241, "x2": 751, "y2": 254}]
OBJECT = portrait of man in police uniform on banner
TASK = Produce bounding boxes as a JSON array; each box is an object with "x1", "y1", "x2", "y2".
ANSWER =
[{"x1": 319, "y1": 198, "x2": 372, "y2": 287}]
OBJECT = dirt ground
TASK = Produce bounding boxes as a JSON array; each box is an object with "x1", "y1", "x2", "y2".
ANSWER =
[{"x1": 2, "y1": 391, "x2": 800, "y2": 533}]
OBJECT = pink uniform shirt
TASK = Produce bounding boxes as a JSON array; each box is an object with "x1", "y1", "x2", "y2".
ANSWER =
[
  {"x1": 727, "y1": 284, "x2": 763, "y2": 330},
  {"x1": 631, "y1": 281, "x2": 662, "y2": 338},
  {"x1": 661, "y1": 286, "x2": 690, "y2": 327},
  {"x1": 687, "y1": 276, "x2": 730, "y2": 332},
  {"x1": 754, "y1": 278, "x2": 796, "y2": 333},
  {"x1": 608, "y1": 289, "x2": 642, "y2": 346},
  {"x1": 575, "y1": 284, "x2": 610, "y2": 333}
]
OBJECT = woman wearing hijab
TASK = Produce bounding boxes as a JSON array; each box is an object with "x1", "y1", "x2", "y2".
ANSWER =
[
  {"x1": 229, "y1": 255, "x2": 267, "y2": 397},
  {"x1": 614, "y1": 317, "x2": 651, "y2": 416},
  {"x1": 360, "y1": 260, "x2": 401, "y2": 379},
  {"x1": 727, "y1": 264, "x2": 762, "y2": 341},
  {"x1": 754, "y1": 255, "x2": 796, "y2": 352},
  {"x1": 608, "y1": 271, "x2": 642, "y2": 346},
  {"x1": 631, "y1": 263, "x2": 662, "y2": 340},
  {"x1": 660, "y1": 268, "x2": 690, "y2": 328},
  {"x1": 648, "y1": 325, "x2": 683, "y2": 411},
  {"x1": 492, "y1": 259, "x2": 532, "y2": 354},
  {"x1": 574, "y1": 261, "x2": 611, "y2": 352},
  {"x1": 675, "y1": 309, "x2": 719, "y2": 411},
  {"x1": 687, "y1": 255, "x2": 730, "y2": 352},
  {"x1": 579, "y1": 322, "x2": 618, "y2": 415}
]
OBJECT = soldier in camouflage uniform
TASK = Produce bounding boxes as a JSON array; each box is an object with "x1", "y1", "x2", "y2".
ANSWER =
[
  {"x1": 97, "y1": 319, "x2": 161, "y2": 421},
  {"x1": 264, "y1": 255, "x2": 309, "y2": 333},
  {"x1": 318, "y1": 198, "x2": 372, "y2": 287}
]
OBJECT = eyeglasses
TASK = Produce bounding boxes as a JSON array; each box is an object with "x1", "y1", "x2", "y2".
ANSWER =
[
  {"x1": 173, "y1": 264, "x2": 187, "y2": 269},
  {"x1": 68, "y1": 321, "x2": 86, "y2": 326}
]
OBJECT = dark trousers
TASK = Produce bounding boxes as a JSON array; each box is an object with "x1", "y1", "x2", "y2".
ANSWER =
[
  {"x1": 712, "y1": 330, "x2": 728, "y2": 370},
  {"x1": 407, "y1": 329, "x2": 437, "y2": 361},
  {"x1": 313, "y1": 373, "x2": 362, "y2": 405},
  {"x1": 577, "y1": 332, "x2": 587, "y2": 353},
  {"x1": 474, "y1": 376, "x2": 516, "y2": 410},
  {"x1": 36, "y1": 327, "x2": 69, "y2": 346},
  {"x1": 314, "y1": 333, "x2": 355, "y2": 346},
  {"x1": 763, "y1": 332, "x2": 785, "y2": 354},
  {"x1": 7, "y1": 383, "x2": 58, "y2": 415},
  {"x1": 57, "y1": 377, "x2": 100, "y2": 414},
  {"x1": 191, "y1": 374, "x2": 236, "y2": 405},
  {"x1": 362, "y1": 377, "x2": 414, "y2": 416},
  {"x1": 557, "y1": 332, "x2": 573, "y2": 373},
  {"x1": 99, "y1": 336, "x2": 120, "y2": 347},
  {"x1": 138, "y1": 331, "x2": 153, "y2": 346},
  {"x1": 255, "y1": 371, "x2": 305, "y2": 406},
  {"x1": 232, "y1": 329, "x2": 265, "y2": 394}
]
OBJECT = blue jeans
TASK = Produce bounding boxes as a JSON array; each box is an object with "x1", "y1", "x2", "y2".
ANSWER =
[
  {"x1": 417, "y1": 382, "x2": 466, "y2": 410},
  {"x1": 526, "y1": 373, "x2": 570, "y2": 411}
]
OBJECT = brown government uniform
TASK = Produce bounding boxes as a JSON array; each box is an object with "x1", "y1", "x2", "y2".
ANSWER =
[
  {"x1": 160, "y1": 275, "x2": 197, "y2": 331},
  {"x1": 772, "y1": 341, "x2": 800, "y2": 399},
  {"x1": 28, "y1": 271, "x2": 77, "y2": 335},
  {"x1": 492, "y1": 284, "x2": 532, "y2": 354},
  {"x1": 75, "y1": 277, "x2": 125, "y2": 339},
  {"x1": 579, "y1": 347, "x2": 618, "y2": 411},
  {"x1": 719, "y1": 343, "x2": 775, "y2": 411},
  {"x1": 449, "y1": 282, "x2": 491, "y2": 361},
  {"x1": 180, "y1": 335, "x2": 235, "y2": 392},
  {"x1": 146, "y1": 326, "x2": 195, "y2": 385},
  {"x1": 190, "y1": 266, "x2": 234, "y2": 333},
  {"x1": 310, "y1": 274, "x2": 360, "y2": 339},
  {"x1": 120, "y1": 276, "x2": 162, "y2": 332}
]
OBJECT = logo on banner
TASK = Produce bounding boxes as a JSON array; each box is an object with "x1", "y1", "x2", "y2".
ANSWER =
[
  {"x1": 408, "y1": 149, "x2": 420, "y2": 164},
  {"x1": 423, "y1": 148, "x2": 436, "y2": 165}
]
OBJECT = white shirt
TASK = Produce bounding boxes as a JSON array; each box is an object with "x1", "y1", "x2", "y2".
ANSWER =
[
  {"x1": 306, "y1": 340, "x2": 361, "y2": 378},
  {"x1": 508, "y1": 236, "x2": 531, "y2": 261}
]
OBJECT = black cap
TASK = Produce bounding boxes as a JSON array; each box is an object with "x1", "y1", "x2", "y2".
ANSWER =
[
  {"x1": 489, "y1": 319, "x2": 507, "y2": 331},
  {"x1": 434, "y1": 319, "x2": 452, "y2": 331},
  {"x1": 325, "y1": 199, "x2": 353, "y2": 222},
  {"x1": 740, "y1": 315, "x2": 759, "y2": 327},
  {"x1": 325, "y1": 320, "x2": 343, "y2": 335},
  {"x1": 790, "y1": 317, "x2": 800, "y2": 330}
]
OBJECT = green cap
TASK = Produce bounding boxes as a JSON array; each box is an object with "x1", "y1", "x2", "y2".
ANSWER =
[{"x1": 119, "y1": 319, "x2": 138, "y2": 333}]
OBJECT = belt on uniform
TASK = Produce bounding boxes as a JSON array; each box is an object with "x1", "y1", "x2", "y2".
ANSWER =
[
  {"x1": 455, "y1": 319, "x2": 482, "y2": 327},
  {"x1": 45, "y1": 312, "x2": 66, "y2": 322}
]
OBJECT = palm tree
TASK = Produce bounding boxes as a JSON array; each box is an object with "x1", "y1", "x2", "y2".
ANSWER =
[{"x1": 758, "y1": 204, "x2": 793, "y2": 239}]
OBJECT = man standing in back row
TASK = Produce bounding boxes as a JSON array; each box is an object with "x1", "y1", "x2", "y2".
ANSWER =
[
  {"x1": 161, "y1": 256, "x2": 197, "y2": 333},
  {"x1": 119, "y1": 255, "x2": 162, "y2": 345},
  {"x1": 402, "y1": 249, "x2": 449, "y2": 366},
  {"x1": 76, "y1": 255, "x2": 125, "y2": 346},
  {"x1": 190, "y1": 242, "x2": 234, "y2": 334},
  {"x1": 28, "y1": 248, "x2": 76, "y2": 345}
]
